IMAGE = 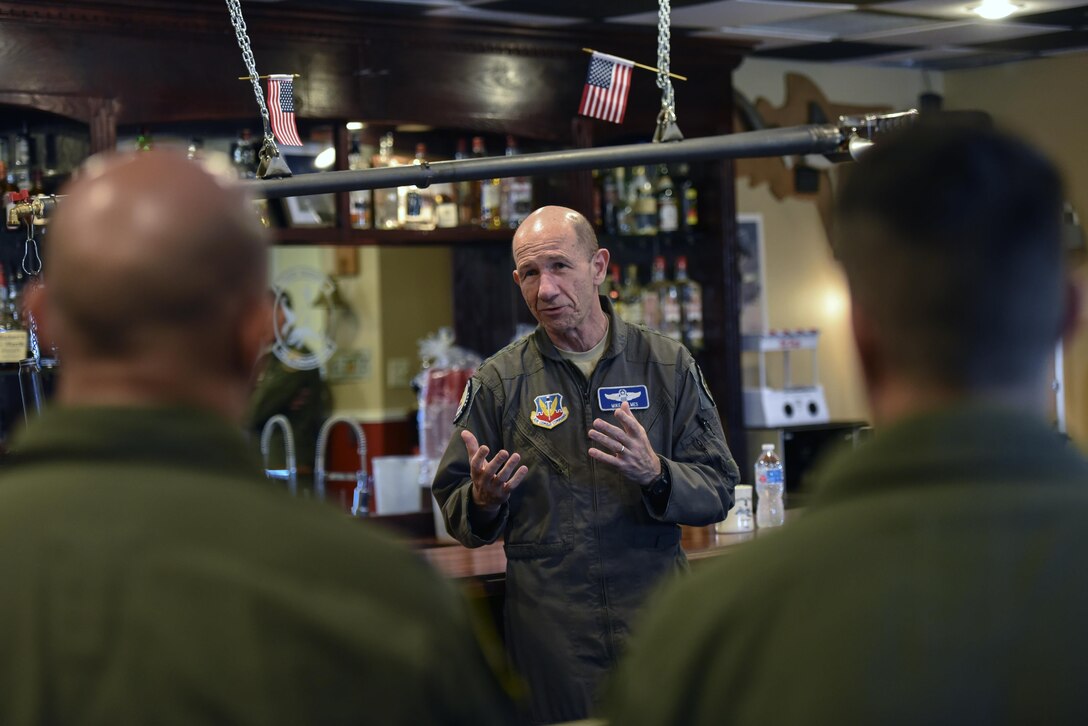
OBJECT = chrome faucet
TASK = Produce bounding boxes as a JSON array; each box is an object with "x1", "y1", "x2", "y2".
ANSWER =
[
  {"x1": 260, "y1": 414, "x2": 297, "y2": 496},
  {"x1": 315, "y1": 416, "x2": 368, "y2": 516}
]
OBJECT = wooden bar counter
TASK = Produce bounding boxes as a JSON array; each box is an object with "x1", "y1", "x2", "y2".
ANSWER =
[{"x1": 418, "y1": 520, "x2": 788, "y2": 583}]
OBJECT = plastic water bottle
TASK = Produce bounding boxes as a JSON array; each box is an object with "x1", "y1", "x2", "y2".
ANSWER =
[{"x1": 755, "y1": 443, "x2": 785, "y2": 528}]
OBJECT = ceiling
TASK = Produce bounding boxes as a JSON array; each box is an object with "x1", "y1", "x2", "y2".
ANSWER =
[{"x1": 247, "y1": 0, "x2": 1088, "y2": 70}]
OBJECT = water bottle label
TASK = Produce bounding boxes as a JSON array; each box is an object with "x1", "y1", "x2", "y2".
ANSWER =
[{"x1": 763, "y1": 468, "x2": 783, "y2": 485}]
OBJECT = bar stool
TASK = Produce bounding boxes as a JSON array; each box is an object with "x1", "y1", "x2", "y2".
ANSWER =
[
  {"x1": 260, "y1": 414, "x2": 297, "y2": 496},
  {"x1": 314, "y1": 415, "x2": 368, "y2": 516}
]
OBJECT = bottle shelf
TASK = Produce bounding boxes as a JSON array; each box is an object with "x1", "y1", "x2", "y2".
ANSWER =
[{"x1": 273, "y1": 225, "x2": 515, "y2": 246}]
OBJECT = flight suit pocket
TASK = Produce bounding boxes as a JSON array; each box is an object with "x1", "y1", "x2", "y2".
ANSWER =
[{"x1": 504, "y1": 420, "x2": 575, "y2": 555}]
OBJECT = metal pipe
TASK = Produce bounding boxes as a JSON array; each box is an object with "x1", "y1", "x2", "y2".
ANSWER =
[{"x1": 248, "y1": 125, "x2": 846, "y2": 199}]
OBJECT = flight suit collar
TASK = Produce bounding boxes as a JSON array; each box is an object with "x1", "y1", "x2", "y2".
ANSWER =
[{"x1": 533, "y1": 295, "x2": 627, "y2": 363}]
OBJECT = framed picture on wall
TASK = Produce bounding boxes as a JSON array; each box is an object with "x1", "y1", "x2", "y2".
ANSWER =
[
  {"x1": 284, "y1": 194, "x2": 336, "y2": 228},
  {"x1": 737, "y1": 213, "x2": 767, "y2": 336}
]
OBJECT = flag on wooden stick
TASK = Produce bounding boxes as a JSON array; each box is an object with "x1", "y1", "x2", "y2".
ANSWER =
[
  {"x1": 578, "y1": 52, "x2": 633, "y2": 124},
  {"x1": 267, "y1": 74, "x2": 303, "y2": 146}
]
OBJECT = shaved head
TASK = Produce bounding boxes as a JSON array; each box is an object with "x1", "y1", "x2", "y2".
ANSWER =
[{"x1": 35, "y1": 150, "x2": 272, "y2": 416}]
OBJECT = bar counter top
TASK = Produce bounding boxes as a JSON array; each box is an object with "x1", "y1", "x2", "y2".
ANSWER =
[{"x1": 417, "y1": 516, "x2": 795, "y2": 581}]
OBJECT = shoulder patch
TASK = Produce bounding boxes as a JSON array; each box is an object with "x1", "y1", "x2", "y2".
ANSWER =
[
  {"x1": 691, "y1": 364, "x2": 716, "y2": 409},
  {"x1": 454, "y1": 379, "x2": 476, "y2": 425}
]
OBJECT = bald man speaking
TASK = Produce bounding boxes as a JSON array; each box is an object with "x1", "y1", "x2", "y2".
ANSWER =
[
  {"x1": 0, "y1": 152, "x2": 518, "y2": 725},
  {"x1": 433, "y1": 206, "x2": 739, "y2": 724}
]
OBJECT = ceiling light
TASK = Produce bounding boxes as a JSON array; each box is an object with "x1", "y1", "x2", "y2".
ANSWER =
[
  {"x1": 345, "y1": 121, "x2": 365, "y2": 131},
  {"x1": 971, "y1": 0, "x2": 1022, "y2": 20}
]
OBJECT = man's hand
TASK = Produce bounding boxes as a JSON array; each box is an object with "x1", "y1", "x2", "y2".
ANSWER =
[
  {"x1": 588, "y1": 402, "x2": 661, "y2": 486},
  {"x1": 462, "y1": 429, "x2": 528, "y2": 517}
]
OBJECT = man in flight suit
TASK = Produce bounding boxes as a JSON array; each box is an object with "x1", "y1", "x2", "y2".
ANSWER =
[
  {"x1": 0, "y1": 151, "x2": 519, "y2": 725},
  {"x1": 432, "y1": 205, "x2": 738, "y2": 724}
]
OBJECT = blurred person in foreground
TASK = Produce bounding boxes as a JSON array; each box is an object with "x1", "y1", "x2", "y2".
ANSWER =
[
  {"x1": 432, "y1": 205, "x2": 738, "y2": 724},
  {"x1": 5, "y1": 150, "x2": 519, "y2": 725},
  {"x1": 606, "y1": 124, "x2": 1088, "y2": 724}
]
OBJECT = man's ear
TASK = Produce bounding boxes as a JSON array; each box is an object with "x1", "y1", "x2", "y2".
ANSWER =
[
  {"x1": 512, "y1": 269, "x2": 521, "y2": 287},
  {"x1": 850, "y1": 299, "x2": 882, "y2": 389},
  {"x1": 591, "y1": 247, "x2": 610, "y2": 288}
]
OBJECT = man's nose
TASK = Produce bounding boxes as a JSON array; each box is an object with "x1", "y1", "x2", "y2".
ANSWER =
[{"x1": 538, "y1": 272, "x2": 560, "y2": 300}]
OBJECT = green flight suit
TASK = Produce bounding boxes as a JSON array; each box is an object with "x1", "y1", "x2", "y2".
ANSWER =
[
  {"x1": 433, "y1": 299, "x2": 738, "y2": 724},
  {"x1": 0, "y1": 405, "x2": 519, "y2": 726},
  {"x1": 607, "y1": 403, "x2": 1088, "y2": 725}
]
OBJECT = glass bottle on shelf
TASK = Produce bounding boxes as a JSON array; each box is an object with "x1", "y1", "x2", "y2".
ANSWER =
[
  {"x1": 602, "y1": 168, "x2": 619, "y2": 235},
  {"x1": 135, "y1": 126, "x2": 153, "y2": 153},
  {"x1": 641, "y1": 255, "x2": 669, "y2": 331},
  {"x1": 620, "y1": 263, "x2": 643, "y2": 326},
  {"x1": 603, "y1": 264, "x2": 626, "y2": 319},
  {"x1": 231, "y1": 129, "x2": 257, "y2": 179},
  {"x1": 677, "y1": 163, "x2": 699, "y2": 230},
  {"x1": 0, "y1": 264, "x2": 27, "y2": 365},
  {"x1": 347, "y1": 132, "x2": 372, "y2": 229},
  {"x1": 402, "y1": 143, "x2": 436, "y2": 231},
  {"x1": 615, "y1": 167, "x2": 633, "y2": 235},
  {"x1": 476, "y1": 137, "x2": 502, "y2": 230},
  {"x1": 1, "y1": 162, "x2": 18, "y2": 231},
  {"x1": 12, "y1": 126, "x2": 31, "y2": 192},
  {"x1": 185, "y1": 137, "x2": 204, "y2": 161},
  {"x1": 656, "y1": 164, "x2": 679, "y2": 234},
  {"x1": 501, "y1": 135, "x2": 532, "y2": 229},
  {"x1": 373, "y1": 132, "x2": 401, "y2": 230},
  {"x1": 632, "y1": 166, "x2": 657, "y2": 236},
  {"x1": 455, "y1": 138, "x2": 476, "y2": 227},
  {"x1": 675, "y1": 255, "x2": 704, "y2": 353}
]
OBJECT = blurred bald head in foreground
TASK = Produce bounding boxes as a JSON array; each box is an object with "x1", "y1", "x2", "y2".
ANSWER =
[{"x1": 29, "y1": 150, "x2": 272, "y2": 422}]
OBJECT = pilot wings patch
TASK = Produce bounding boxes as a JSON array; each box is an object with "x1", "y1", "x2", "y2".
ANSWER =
[{"x1": 597, "y1": 385, "x2": 649, "y2": 411}]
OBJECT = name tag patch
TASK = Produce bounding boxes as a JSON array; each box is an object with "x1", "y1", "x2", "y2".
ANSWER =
[{"x1": 597, "y1": 385, "x2": 649, "y2": 411}]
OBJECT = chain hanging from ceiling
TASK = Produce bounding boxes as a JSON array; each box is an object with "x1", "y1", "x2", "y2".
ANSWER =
[
  {"x1": 224, "y1": 0, "x2": 292, "y2": 178},
  {"x1": 654, "y1": 0, "x2": 684, "y2": 143}
]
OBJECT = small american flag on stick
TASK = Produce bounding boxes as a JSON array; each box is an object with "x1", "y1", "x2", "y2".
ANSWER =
[
  {"x1": 267, "y1": 74, "x2": 303, "y2": 146},
  {"x1": 578, "y1": 51, "x2": 634, "y2": 124}
]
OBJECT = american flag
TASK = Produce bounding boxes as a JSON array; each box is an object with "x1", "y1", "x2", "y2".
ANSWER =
[
  {"x1": 578, "y1": 52, "x2": 634, "y2": 124},
  {"x1": 267, "y1": 74, "x2": 303, "y2": 146}
]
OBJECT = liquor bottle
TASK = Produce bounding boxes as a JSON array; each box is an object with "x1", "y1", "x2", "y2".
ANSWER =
[
  {"x1": 1, "y1": 162, "x2": 18, "y2": 231},
  {"x1": 12, "y1": 126, "x2": 31, "y2": 192},
  {"x1": 373, "y1": 132, "x2": 401, "y2": 230},
  {"x1": 347, "y1": 132, "x2": 372, "y2": 229},
  {"x1": 603, "y1": 264, "x2": 626, "y2": 320},
  {"x1": 656, "y1": 164, "x2": 679, "y2": 234},
  {"x1": 433, "y1": 183, "x2": 458, "y2": 228},
  {"x1": 675, "y1": 256, "x2": 704, "y2": 352},
  {"x1": 660, "y1": 259, "x2": 683, "y2": 342},
  {"x1": 591, "y1": 170, "x2": 603, "y2": 229},
  {"x1": 0, "y1": 264, "x2": 27, "y2": 365},
  {"x1": 135, "y1": 126, "x2": 153, "y2": 153},
  {"x1": 632, "y1": 166, "x2": 658, "y2": 236},
  {"x1": 615, "y1": 167, "x2": 633, "y2": 235},
  {"x1": 231, "y1": 129, "x2": 257, "y2": 179},
  {"x1": 641, "y1": 256, "x2": 669, "y2": 331},
  {"x1": 476, "y1": 137, "x2": 502, "y2": 230},
  {"x1": 402, "y1": 143, "x2": 436, "y2": 231},
  {"x1": 677, "y1": 163, "x2": 699, "y2": 230},
  {"x1": 602, "y1": 169, "x2": 619, "y2": 235},
  {"x1": 501, "y1": 135, "x2": 533, "y2": 229},
  {"x1": 185, "y1": 137, "x2": 204, "y2": 161},
  {"x1": 455, "y1": 138, "x2": 477, "y2": 227},
  {"x1": 620, "y1": 263, "x2": 643, "y2": 326}
]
